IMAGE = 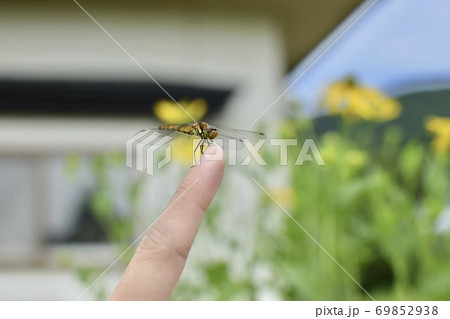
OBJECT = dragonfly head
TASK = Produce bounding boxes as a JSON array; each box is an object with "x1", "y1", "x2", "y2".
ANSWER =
[{"x1": 199, "y1": 121, "x2": 218, "y2": 140}]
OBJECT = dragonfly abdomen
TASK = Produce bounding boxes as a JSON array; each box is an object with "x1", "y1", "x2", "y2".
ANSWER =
[{"x1": 159, "y1": 123, "x2": 197, "y2": 136}]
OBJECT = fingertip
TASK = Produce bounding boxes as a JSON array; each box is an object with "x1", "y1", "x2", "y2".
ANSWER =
[
  {"x1": 200, "y1": 144, "x2": 225, "y2": 167},
  {"x1": 178, "y1": 144, "x2": 224, "y2": 201},
  {"x1": 185, "y1": 144, "x2": 224, "y2": 192}
]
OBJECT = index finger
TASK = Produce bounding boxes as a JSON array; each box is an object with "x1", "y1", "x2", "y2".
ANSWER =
[{"x1": 109, "y1": 144, "x2": 225, "y2": 300}]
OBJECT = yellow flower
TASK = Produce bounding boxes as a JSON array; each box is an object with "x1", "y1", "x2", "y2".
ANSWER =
[
  {"x1": 425, "y1": 116, "x2": 450, "y2": 153},
  {"x1": 323, "y1": 78, "x2": 401, "y2": 122},
  {"x1": 153, "y1": 98, "x2": 208, "y2": 123}
]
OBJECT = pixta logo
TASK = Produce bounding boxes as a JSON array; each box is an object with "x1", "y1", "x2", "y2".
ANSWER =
[
  {"x1": 126, "y1": 130, "x2": 172, "y2": 175},
  {"x1": 126, "y1": 131, "x2": 325, "y2": 176}
]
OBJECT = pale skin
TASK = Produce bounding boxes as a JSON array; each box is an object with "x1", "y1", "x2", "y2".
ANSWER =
[{"x1": 109, "y1": 145, "x2": 225, "y2": 300}]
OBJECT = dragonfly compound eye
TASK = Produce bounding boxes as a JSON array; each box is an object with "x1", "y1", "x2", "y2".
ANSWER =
[{"x1": 209, "y1": 130, "x2": 218, "y2": 139}]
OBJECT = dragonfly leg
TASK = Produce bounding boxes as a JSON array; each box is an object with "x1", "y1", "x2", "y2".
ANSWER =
[
  {"x1": 193, "y1": 139, "x2": 202, "y2": 163},
  {"x1": 200, "y1": 139, "x2": 206, "y2": 155}
]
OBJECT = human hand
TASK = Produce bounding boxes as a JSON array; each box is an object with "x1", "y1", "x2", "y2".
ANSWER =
[{"x1": 109, "y1": 144, "x2": 225, "y2": 300}]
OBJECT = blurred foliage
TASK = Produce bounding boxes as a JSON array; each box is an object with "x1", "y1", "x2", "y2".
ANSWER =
[
  {"x1": 172, "y1": 79, "x2": 450, "y2": 300},
  {"x1": 64, "y1": 151, "x2": 145, "y2": 300},
  {"x1": 76, "y1": 266, "x2": 107, "y2": 300},
  {"x1": 89, "y1": 153, "x2": 135, "y2": 244},
  {"x1": 261, "y1": 123, "x2": 449, "y2": 300}
]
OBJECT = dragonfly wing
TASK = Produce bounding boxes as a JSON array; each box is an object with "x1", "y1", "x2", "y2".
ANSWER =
[
  {"x1": 214, "y1": 123, "x2": 266, "y2": 143},
  {"x1": 131, "y1": 128, "x2": 180, "y2": 147}
]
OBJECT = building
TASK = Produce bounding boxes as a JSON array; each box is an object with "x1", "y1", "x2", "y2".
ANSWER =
[{"x1": 0, "y1": 0, "x2": 363, "y2": 300}]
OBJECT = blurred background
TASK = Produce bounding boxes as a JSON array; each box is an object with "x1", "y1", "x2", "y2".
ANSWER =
[{"x1": 1, "y1": 0, "x2": 449, "y2": 300}]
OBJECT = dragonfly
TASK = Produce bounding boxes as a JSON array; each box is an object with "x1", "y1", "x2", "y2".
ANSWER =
[{"x1": 134, "y1": 121, "x2": 266, "y2": 161}]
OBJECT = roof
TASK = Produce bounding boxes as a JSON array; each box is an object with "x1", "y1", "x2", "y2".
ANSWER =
[{"x1": 6, "y1": 0, "x2": 363, "y2": 70}]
